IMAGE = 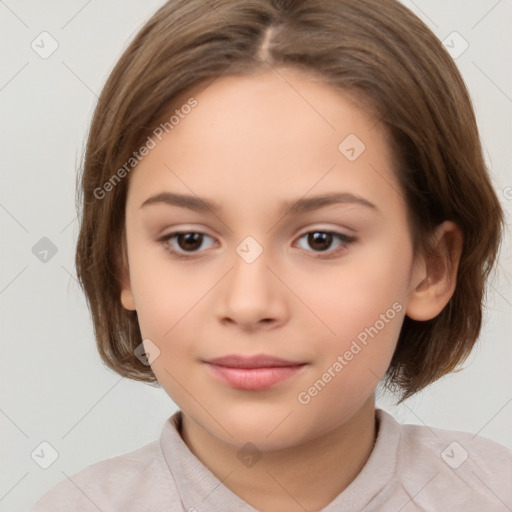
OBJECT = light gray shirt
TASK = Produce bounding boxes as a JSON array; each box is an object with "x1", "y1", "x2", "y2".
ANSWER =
[{"x1": 30, "y1": 408, "x2": 512, "y2": 511}]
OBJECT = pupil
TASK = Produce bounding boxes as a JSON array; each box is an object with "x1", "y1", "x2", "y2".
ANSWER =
[
  {"x1": 309, "y1": 232, "x2": 332, "y2": 251},
  {"x1": 179, "y1": 233, "x2": 202, "y2": 251}
]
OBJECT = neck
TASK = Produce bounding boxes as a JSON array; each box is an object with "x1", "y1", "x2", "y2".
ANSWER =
[{"x1": 180, "y1": 397, "x2": 378, "y2": 512}]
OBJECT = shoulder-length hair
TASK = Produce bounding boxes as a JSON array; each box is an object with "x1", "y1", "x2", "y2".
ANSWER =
[{"x1": 75, "y1": 0, "x2": 504, "y2": 401}]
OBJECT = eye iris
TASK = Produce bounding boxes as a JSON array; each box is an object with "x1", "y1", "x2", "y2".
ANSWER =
[
  {"x1": 178, "y1": 233, "x2": 202, "y2": 251},
  {"x1": 308, "y1": 232, "x2": 332, "y2": 251}
]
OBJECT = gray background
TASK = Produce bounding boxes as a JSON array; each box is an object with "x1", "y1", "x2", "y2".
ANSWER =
[{"x1": 0, "y1": 1, "x2": 511, "y2": 510}]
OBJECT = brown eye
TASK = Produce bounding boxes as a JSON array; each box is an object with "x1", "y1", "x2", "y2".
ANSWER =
[
  {"x1": 160, "y1": 231, "x2": 216, "y2": 257},
  {"x1": 307, "y1": 232, "x2": 333, "y2": 251},
  {"x1": 295, "y1": 231, "x2": 355, "y2": 257},
  {"x1": 175, "y1": 232, "x2": 203, "y2": 251}
]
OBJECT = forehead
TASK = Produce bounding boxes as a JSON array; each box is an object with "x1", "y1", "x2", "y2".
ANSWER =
[{"x1": 127, "y1": 68, "x2": 404, "y2": 218}]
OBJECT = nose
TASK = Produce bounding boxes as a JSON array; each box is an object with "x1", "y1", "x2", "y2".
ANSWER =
[{"x1": 215, "y1": 245, "x2": 288, "y2": 331}]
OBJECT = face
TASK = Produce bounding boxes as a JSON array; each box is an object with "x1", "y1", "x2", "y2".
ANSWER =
[{"x1": 120, "y1": 68, "x2": 426, "y2": 451}]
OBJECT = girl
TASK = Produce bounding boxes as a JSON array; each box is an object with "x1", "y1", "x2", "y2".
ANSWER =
[{"x1": 31, "y1": 0, "x2": 511, "y2": 510}]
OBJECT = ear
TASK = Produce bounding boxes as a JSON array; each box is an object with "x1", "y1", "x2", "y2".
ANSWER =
[
  {"x1": 119, "y1": 232, "x2": 136, "y2": 311},
  {"x1": 406, "y1": 221, "x2": 463, "y2": 321}
]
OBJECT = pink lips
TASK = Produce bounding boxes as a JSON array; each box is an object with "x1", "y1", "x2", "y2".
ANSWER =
[{"x1": 203, "y1": 355, "x2": 307, "y2": 391}]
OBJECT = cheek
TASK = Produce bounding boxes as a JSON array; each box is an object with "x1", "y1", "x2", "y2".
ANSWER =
[
  {"x1": 306, "y1": 246, "x2": 409, "y2": 341},
  {"x1": 297, "y1": 243, "x2": 409, "y2": 392},
  {"x1": 128, "y1": 258, "x2": 218, "y2": 399},
  {"x1": 127, "y1": 244, "x2": 208, "y2": 338}
]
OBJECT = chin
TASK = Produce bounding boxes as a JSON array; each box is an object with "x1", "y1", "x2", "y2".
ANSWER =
[{"x1": 200, "y1": 406, "x2": 318, "y2": 450}]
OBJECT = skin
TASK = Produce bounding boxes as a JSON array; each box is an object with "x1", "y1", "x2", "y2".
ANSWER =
[{"x1": 120, "y1": 67, "x2": 463, "y2": 511}]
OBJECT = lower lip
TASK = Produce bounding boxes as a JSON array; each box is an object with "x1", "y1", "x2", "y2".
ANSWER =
[{"x1": 205, "y1": 363, "x2": 306, "y2": 391}]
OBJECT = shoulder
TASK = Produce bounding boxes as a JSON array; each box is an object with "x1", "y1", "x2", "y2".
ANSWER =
[
  {"x1": 29, "y1": 439, "x2": 180, "y2": 512},
  {"x1": 398, "y1": 417, "x2": 512, "y2": 469},
  {"x1": 381, "y1": 410, "x2": 512, "y2": 511}
]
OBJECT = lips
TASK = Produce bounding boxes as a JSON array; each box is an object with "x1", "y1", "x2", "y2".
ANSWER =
[
  {"x1": 206, "y1": 355, "x2": 304, "y2": 368},
  {"x1": 203, "y1": 354, "x2": 307, "y2": 391}
]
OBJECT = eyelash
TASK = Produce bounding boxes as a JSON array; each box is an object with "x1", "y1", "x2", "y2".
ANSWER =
[{"x1": 158, "y1": 230, "x2": 356, "y2": 260}]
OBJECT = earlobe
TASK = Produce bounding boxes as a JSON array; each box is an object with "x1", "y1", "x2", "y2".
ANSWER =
[
  {"x1": 120, "y1": 264, "x2": 136, "y2": 310},
  {"x1": 121, "y1": 286, "x2": 136, "y2": 311},
  {"x1": 406, "y1": 221, "x2": 463, "y2": 321}
]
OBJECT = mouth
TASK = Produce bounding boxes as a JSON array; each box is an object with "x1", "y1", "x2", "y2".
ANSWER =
[{"x1": 202, "y1": 354, "x2": 308, "y2": 391}]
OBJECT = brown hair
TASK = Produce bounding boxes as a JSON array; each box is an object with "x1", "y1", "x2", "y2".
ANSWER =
[{"x1": 75, "y1": 0, "x2": 504, "y2": 401}]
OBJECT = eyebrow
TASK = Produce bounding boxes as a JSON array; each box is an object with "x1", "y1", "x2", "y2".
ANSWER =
[{"x1": 140, "y1": 191, "x2": 379, "y2": 216}]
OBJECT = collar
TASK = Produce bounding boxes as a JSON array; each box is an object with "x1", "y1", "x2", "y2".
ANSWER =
[{"x1": 159, "y1": 408, "x2": 400, "y2": 511}]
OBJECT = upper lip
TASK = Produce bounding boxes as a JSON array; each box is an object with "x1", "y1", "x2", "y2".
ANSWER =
[{"x1": 204, "y1": 354, "x2": 306, "y2": 368}]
